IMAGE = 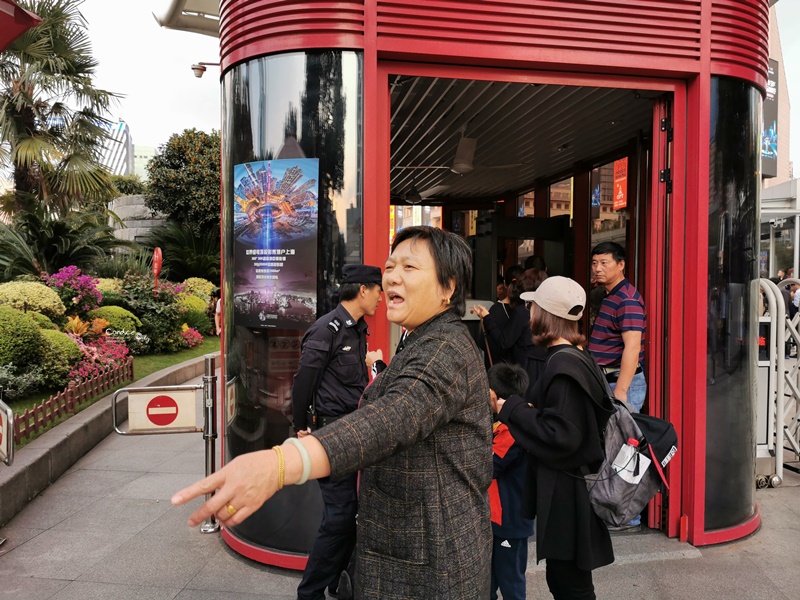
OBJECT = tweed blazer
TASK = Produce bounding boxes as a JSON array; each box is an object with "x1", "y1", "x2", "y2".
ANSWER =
[{"x1": 315, "y1": 310, "x2": 493, "y2": 599}]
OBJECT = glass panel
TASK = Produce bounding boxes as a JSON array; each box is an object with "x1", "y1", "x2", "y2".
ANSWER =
[
  {"x1": 221, "y1": 50, "x2": 362, "y2": 552},
  {"x1": 590, "y1": 161, "x2": 628, "y2": 251},
  {"x1": 705, "y1": 77, "x2": 761, "y2": 530}
]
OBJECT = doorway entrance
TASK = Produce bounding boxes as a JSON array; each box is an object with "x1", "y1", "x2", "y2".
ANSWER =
[{"x1": 380, "y1": 62, "x2": 680, "y2": 533}]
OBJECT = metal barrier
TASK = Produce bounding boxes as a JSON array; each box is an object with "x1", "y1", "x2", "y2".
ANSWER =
[
  {"x1": 112, "y1": 355, "x2": 219, "y2": 533},
  {"x1": 757, "y1": 278, "x2": 800, "y2": 487},
  {"x1": 1, "y1": 387, "x2": 13, "y2": 467}
]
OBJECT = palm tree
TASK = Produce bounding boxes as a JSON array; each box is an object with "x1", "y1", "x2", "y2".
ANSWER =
[
  {"x1": 0, "y1": 204, "x2": 134, "y2": 279},
  {"x1": 0, "y1": 0, "x2": 118, "y2": 216}
]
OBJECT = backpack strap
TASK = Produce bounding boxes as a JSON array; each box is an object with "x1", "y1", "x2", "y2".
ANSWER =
[{"x1": 546, "y1": 346, "x2": 615, "y2": 416}]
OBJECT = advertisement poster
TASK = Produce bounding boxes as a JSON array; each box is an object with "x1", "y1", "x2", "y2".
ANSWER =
[
  {"x1": 613, "y1": 158, "x2": 628, "y2": 210},
  {"x1": 232, "y1": 158, "x2": 319, "y2": 329},
  {"x1": 762, "y1": 58, "x2": 778, "y2": 178}
]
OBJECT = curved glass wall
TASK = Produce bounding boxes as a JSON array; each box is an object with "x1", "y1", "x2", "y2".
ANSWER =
[
  {"x1": 705, "y1": 77, "x2": 760, "y2": 530},
  {"x1": 220, "y1": 50, "x2": 363, "y2": 553}
]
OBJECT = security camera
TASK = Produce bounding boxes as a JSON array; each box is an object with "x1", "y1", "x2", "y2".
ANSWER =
[
  {"x1": 191, "y1": 64, "x2": 207, "y2": 78},
  {"x1": 770, "y1": 219, "x2": 777, "y2": 227}
]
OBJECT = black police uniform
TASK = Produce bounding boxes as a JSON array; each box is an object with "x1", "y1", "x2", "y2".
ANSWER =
[{"x1": 293, "y1": 300, "x2": 371, "y2": 600}]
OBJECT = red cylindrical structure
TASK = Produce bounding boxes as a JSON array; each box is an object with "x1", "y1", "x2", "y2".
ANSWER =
[{"x1": 212, "y1": 0, "x2": 771, "y2": 564}]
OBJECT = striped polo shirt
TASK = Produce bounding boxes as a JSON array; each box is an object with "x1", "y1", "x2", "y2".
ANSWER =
[{"x1": 588, "y1": 279, "x2": 646, "y2": 367}]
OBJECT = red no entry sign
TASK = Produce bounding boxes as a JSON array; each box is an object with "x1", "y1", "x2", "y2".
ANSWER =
[{"x1": 147, "y1": 395, "x2": 179, "y2": 427}]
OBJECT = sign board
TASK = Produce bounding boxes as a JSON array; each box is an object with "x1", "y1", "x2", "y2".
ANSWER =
[
  {"x1": 128, "y1": 390, "x2": 197, "y2": 433},
  {"x1": 761, "y1": 58, "x2": 778, "y2": 179},
  {"x1": 225, "y1": 379, "x2": 237, "y2": 427},
  {"x1": 613, "y1": 158, "x2": 628, "y2": 210},
  {"x1": 0, "y1": 399, "x2": 13, "y2": 466}
]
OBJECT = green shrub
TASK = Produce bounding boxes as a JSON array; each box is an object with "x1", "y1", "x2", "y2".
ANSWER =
[
  {"x1": 95, "y1": 278, "x2": 122, "y2": 294},
  {"x1": 177, "y1": 294, "x2": 213, "y2": 333},
  {"x1": 27, "y1": 311, "x2": 58, "y2": 330},
  {"x1": 0, "y1": 306, "x2": 44, "y2": 367},
  {"x1": 0, "y1": 364, "x2": 46, "y2": 402},
  {"x1": 99, "y1": 290, "x2": 126, "y2": 307},
  {"x1": 39, "y1": 330, "x2": 82, "y2": 389},
  {"x1": 0, "y1": 281, "x2": 66, "y2": 320},
  {"x1": 87, "y1": 306, "x2": 141, "y2": 334},
  {"x1": 182, "y1": 277, "x2": 216, "y2": 301},
  {"x1": 120, "y1": 274, "x2": 184, "y2": 353}
]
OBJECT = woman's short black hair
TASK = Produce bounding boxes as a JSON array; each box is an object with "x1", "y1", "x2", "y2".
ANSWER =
[{"x1": 391, "y1": 226, "x2": 472, "y2": 317}]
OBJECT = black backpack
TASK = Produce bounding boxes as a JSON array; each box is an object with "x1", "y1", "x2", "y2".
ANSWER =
[{"x1": 557, "y1": 347, "x2": 678, "y2": 526}]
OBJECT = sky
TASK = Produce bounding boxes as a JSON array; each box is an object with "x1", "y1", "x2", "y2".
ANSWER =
[
  {"x1": 80, "y1": 0, "x2": 221, "y2": 149},
  {"x1": 80, "y1": 1, "x2": 799, "y2": 173}
]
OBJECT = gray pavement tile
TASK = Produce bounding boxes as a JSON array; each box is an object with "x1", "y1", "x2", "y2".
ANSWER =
[
  {"x1": 63, "y1": 448, "x2": 118, "y2": 474},
  {"x1": 51, "y1": 496, "x2": 173, "y2": 535},
  {"x1": 7, "y1": 492, "x2": 102, "y2": 530},
  {"x1": 185, "y1": 545, "x2": 301, "y2": 596},
  {"x1": 150, "y1": 451, "x2": 205, "y2": 474},
  {"x1": 176, "y1": 591, "x2": 288, "y2": 600},
  {"x1": 50, "y1": 581, "x2": 180, "y2": 600},
  {"x1": 0, "y1": 528, "x2": 136, "y2": 580},
  {"x1": 588, "y1": 553, "x2": 792, "y2": 600},
  {"x1": 109, "y1": 472, "x2": 205, "y2": 501},
  {"x1": 0, "y1": 525, "x2": 44, "y2": 555},
  {"x1": 760, "y1": 562, "x2": 800, "y2": 600},
  {"x1": 44, "y1": 468, "x2": 144, "y2": 497},
  {"x1": 80, "y1": 449, "x2": 177, "y2": 472},
  {"x1": 136, "y1": 500, "x2": 220, "y2": 541},
  {"x1": 76, "y1": 528, "x2": 223, "y2": 588},
  {"x1": 0, "y1": 575, "x2": 69, "y2": 600}
]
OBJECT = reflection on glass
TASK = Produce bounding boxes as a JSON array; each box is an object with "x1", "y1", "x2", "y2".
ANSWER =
[
  {"x1": 589, "y1": 162, "x2": 628, "y2": 249},
  {"x1": 705, "y1": 77, "x2": 760, "y2": 530},
  {"x1": 220, "y1": 50, "x2": 362, "y2": 553}
]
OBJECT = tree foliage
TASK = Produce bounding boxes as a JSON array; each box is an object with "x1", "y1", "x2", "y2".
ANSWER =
[
  {"x1": 0, "y1": 0, "x2": 119, "y2": 215},
  {"x1": 0, "y1": 206, "x2": 133, "y2": 279},
  {"x1": 111, "y1": 174, "x2": 146, "y2": 196},
  {"x1": 143, "y1": 221, "x2": 220, "y2": 282},
  {"x1": 145, "y1": 128, "x2": 221, "y2": 235}
]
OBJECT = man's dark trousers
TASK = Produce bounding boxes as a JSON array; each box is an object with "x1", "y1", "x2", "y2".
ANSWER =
[{"x1": 297, "y1": 471, "x2": 358, "y2": 600}]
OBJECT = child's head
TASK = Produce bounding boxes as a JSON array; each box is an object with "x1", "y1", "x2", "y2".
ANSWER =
[{"x1": 487, "y1": 363, "x2": 529, "y2": 412}]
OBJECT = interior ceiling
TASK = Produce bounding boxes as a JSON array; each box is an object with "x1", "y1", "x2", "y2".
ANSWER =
[{"x1": 390, "y1": 76, "x2": 658, "y2": 204}]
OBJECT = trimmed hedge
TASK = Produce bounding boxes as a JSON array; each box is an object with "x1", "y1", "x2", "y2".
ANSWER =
[
  {"x1": 178, "y1": 294, "x2": 213, "y2": 334},
  {"x1": 39, "y1": 330, "x2": 82, "y2": 389},
  {"x1": 87, "y1": 305, "x2": 142, "y2": 334},
  {"x1": 27, "y1": 311, "x2": 58, "y2": 330},
  {"x1": 0, "y1": 281, "x2": 66, "y2": 320},
  {"x1": 182, "y1": 277, "x2": 216, "y2": 300},
  {"x1": 0, "y1": 306, "x2": 44, "y2": 367}
]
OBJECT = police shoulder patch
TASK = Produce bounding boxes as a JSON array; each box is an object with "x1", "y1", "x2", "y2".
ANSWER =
[{"x1": 327, "y1": 317, "x2": 342, "y2": 333}]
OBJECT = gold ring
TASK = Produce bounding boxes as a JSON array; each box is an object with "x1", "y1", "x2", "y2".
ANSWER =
[{"x1": 226, "y1": 504, "x2": 237, "y2": 517}]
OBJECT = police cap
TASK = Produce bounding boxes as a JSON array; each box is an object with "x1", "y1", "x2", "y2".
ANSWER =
[{"x1": 342, "y1": 264, "x2": 383, "y2": 286}]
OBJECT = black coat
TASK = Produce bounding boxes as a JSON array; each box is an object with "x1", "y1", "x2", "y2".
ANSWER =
[
  {"x1": 483, "y1": 303, "x2": 548, "y2": 392},
  {"x1": 498, "y1": 344, "x2": 614, "y2": 571}
]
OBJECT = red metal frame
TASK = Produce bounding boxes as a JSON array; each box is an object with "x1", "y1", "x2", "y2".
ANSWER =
[
  {"x1": 215, "y1": 0, "x2": 771, "y2": 561},
  {"x1": 372, "y1": 61, "x2": 687, "y2": 539},
  {"x1": 221, "y1": 528, "x2": 308, "y2": 570}
]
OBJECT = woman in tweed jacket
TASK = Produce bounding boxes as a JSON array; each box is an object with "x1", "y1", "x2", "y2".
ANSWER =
[{"x1": 174, "y1": 226, "x2": 493, "y2": 599}]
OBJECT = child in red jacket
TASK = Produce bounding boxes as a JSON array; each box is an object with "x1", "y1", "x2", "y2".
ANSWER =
[{"x1": 489, "y1": 363, "x2": 535, "y2": 600}]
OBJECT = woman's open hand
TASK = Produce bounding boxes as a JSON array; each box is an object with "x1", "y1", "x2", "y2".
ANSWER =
[{"x1": 171, "y1": 449, "x2": 280, "y2": 527}]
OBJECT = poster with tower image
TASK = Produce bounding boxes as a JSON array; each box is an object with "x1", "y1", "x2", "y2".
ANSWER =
[{"x1": 232, "y1": 159, "x2": 319, "y2": 329}]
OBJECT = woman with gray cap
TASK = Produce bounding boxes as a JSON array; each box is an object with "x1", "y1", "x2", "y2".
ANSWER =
[{"x1": 494, "y1": 276, "x2": 615, "y2": 599}]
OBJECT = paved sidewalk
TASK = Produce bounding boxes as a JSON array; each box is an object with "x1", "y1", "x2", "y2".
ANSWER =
[{"x1": 1, "y1": 370, "x2": 799, "y2": 599}]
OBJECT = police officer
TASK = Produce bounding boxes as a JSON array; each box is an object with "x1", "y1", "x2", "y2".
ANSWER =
[{"x1": 293, "y1": 264, "x2": 383, "y2": 600}]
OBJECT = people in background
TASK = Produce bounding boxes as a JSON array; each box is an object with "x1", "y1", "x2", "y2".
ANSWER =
[
  {"x1": 291, "y1": 264, "x2": 383, "y2": 600},
  {"x1": 172, "y1": 226, "x2": 493, "y2": 598},
  {"x1": 488, "y1": 362, "x2": 534, "y2": 600},
  {"x1": 588, "y1": 241, "x2": 647, "y2": 531},
  {"x1": 497, "y1": 276, "x2": 614, "y2": 600}
]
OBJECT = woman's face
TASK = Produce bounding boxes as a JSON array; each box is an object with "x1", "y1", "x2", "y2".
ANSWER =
[{"x1": 383, "y1": 238, "x2": 452, "y2": 331}]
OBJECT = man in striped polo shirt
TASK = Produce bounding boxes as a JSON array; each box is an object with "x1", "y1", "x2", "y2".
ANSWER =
[
  {"x1": 588, "y1": 241, "x2": 647, "y2": 531},
  {"x1": 588, "y1": 241, "x2": 647, "y2": 412}
]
